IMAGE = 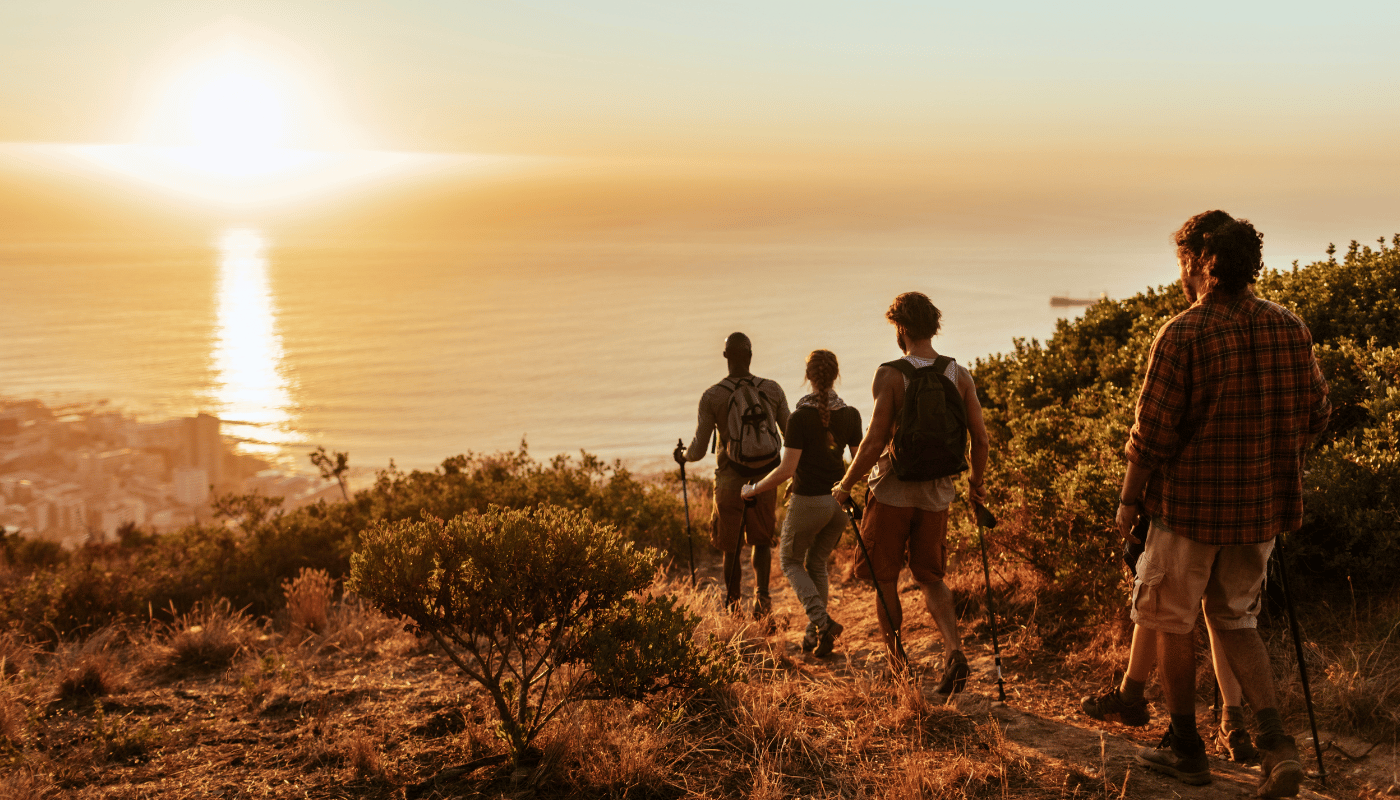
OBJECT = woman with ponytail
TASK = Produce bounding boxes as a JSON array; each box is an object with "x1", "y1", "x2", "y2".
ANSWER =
[{"x1": 742, "y1": 349, "x2": 862, "y2": 656}]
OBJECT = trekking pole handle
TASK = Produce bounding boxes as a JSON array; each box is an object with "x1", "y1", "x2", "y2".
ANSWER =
[{"x1": 842, "y1": 499, "x2": 863, "y2": 522}]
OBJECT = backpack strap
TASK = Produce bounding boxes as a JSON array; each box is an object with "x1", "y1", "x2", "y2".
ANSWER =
[
  {"x1": 881, "y1": 358, "x2": 915, "y2": 378},
  {"x1": 932, "y1": 355, "x2": 954, "y2": 380}
]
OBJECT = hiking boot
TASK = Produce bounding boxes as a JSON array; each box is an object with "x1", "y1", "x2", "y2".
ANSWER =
[
  {"x1": 1217, "y1": 725, "x2": 1259, "y2": 763},
  {"x1": 933, "y1": 650, "x2": 969, "y2": 695},
  {"x1": 800, "y1": 624, "x2": 819, "y2": 654},
  {"x1": 1080, "y1": 687, "x2": 1150, "y2": 727},
  {"x1": 1256, "y1": 735, "x2": 1303, "y2": 798},
  {"x1": 753, "y1": 593, "x2": 772, "y2": 619},
  {"x1": 814, "y1": 618, "x2": 844, "y2": 657},
  {"x1": 1136, "y1": 725, "x2": 1211, "y2": 786}
]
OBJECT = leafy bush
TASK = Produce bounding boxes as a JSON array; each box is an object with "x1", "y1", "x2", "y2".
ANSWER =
[
  {"x1": 970, "y1": 234, "x2": 1400, "y2": 624},
  {"x1": 348, "y1": 504, "x2": 734, "y2": 763},
  {"x1": 0, "y1": 445, "x2": 694, "y2": 646}
]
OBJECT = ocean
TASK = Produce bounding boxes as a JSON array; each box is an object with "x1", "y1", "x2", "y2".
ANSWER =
[{"x1": 2, "y1": 166, "x2": 1374, "y2": 478}]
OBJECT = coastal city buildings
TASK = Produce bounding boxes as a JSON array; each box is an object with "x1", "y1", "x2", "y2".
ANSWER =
[{"x1": 0, "y1": 399, "x2": 338, "y2": 549}]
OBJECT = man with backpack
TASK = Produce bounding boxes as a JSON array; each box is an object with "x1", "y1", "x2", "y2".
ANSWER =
[
  {"x1": 676, "y1": 332, "x2": 790, "y2": 616},
  {"x1": 834, "y1": 292, "x2": 990, "y2": 692}
]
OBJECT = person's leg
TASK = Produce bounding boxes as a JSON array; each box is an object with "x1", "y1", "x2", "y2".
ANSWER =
[
  {"x1": 1130, "y1": 520, "x2": 1215, "y2": 784},
  {"x1": 858, "y1": 496, "x2": 910, "y2": 663},
  {"x1": 711, "y1": 469, "x2": 746, "y2": 611},
  {"x1": 779, "y1": 495, "x2": 828, "y2": 628},
  {"x1": 908, "y1": 508, "x2": 959, "y2": 653},
  {"x1": 746, "y1": 485, "x2": 779, "y2": 615},
  {"x1": 806, "y1": 498, "x2": 847, "y2": 610},
  {"x1": 1082, "y1": 624, "x2": 1153, "y2": 725},
  {"x1": 1203, "y1": 539, "x2": 1300, "y2": 795},
  {"x1": 908, "y1": 507, "x2": 967, "y2": 693},
  {"x1": 1206, "y1": 616, "x2": 1258, "y2": 762}
]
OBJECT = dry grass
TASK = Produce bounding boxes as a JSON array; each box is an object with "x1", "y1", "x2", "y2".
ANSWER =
[
  {"x1": 2, "y1": 547, "x2": 1396, "y2": 798},
  {"x1": 0, "y1": 769, "x2": 57, "y2": 800},
  {"x1": 0, "y1": 674, "x2": 29, "y2": 748},
  {"x1": 0, "y1": 629, "x2": 36, "y2": 677},
  {"x1": 54, "y1": 627, "x2": 124, "y2": 702},
  {"x1": 282, "y1": 567, "x2": 336, "y2": 636},
  {"x1": 159, "y1": 598, "x2": 257, "y2": 674}
]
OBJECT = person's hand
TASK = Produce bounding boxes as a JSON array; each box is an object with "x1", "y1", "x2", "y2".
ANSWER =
[
  {"x1": 740, "y1": 482, "x2": 758, "y2": 500},
  {"x1": 1117, "y1": 502, "x2": 1143, "y2": 542},
  {"x1": 672, "y1": 442, "x2": 686, "y2": 466},
  {"x1": 832, "y1": 483, "x2": 851, "y2": 505},
  {"x1": 968, "y1": 481, "x2": 988, "y2": 506}
]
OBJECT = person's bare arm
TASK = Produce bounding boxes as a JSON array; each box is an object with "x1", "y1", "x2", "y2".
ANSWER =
[
  {"x1": 741, "y1": 447, "x2": 801, "y2": 498},
  {"x1": 1117, "y1": 459, "x2": 1153, "y2": 541},
  {"x1": 682, "y1": 390, "x2": 717, "y2": 462},
  {"x1": 833, "y1": 365, "x2": 901, "y2": 504},
  {"x1": 959, "y1": 367, "x2": 990, "y2": 506}
]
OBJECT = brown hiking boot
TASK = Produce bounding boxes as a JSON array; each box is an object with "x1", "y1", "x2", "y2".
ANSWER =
[
  {"x1": 753, "y1": 592, "x2": 772, "y2": 619},
  {"x1": 1136, "y1": 725, "x2": 1211, "y2": 786},
  {"x1": 933, "y1": 650, "x2": 969, "y2": 695},
  {"x1": 814, "y1": 618, "x2": 844, "y2": 657},
  {"x1": 1080, "y1": 687, "x2": 1150, "y2": 726},
  {"x1": 1256, "y1": 735, "x2": 1303, "y2": 798},
  {"x1": 1217, "y1": 725, "x2": 1259, "y2": 763}
]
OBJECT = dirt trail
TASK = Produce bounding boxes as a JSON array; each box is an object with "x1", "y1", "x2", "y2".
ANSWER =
[{"x1": 697, "y1": 546, "x2": 1377, "y2": 799}]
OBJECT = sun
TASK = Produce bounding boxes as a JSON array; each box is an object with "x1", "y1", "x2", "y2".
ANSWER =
[
  {"x1": 8, "y1": 23, "x2": 497, "y2": 208},
  {"x1": 180, "y1": 51, "x2": 290, "y2": 151}
]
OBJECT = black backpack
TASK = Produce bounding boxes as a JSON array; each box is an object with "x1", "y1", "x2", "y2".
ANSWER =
[
  {"x1": 884, "y1": 356, "x2": 969, "y2": 481},
  {"x1": 720, "y1": 376, "x2": 783, "y2": 476}
]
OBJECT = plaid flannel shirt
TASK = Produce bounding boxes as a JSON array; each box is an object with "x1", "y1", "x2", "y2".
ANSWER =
[{"x1": 1125, "y1": 293, "x2": 1331, "y2": 545}]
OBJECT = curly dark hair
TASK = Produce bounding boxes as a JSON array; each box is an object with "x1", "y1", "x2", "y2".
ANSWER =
[
  {"x1": 885, "y1": 292, "x2": 942, "y2": 341},
  {"x1": 1173, "y1": 210, "x2": 1264, "y2": 294}
]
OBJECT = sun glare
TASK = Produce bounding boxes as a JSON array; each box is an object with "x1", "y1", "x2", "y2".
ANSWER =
[
  {"x1": 183, "y1": 53, "x2": 289, "y2": 150},
  {"x1": 0, "y1": 23, "x2": 508, "y2": 207}
]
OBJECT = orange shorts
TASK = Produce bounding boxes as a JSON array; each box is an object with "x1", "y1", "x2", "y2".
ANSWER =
[{"x1": 855, "y1": 494, "x2": 950, "y2": 584}]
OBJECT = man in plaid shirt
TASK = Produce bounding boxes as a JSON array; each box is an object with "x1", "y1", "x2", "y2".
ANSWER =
[{"x1": 1115, "y1": 211, "x2": 1330, "y2": 796}]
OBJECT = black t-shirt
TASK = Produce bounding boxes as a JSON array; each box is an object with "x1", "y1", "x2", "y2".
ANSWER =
[{"x1": 784, "y1": 405, "x2": 863, "y2": 496}]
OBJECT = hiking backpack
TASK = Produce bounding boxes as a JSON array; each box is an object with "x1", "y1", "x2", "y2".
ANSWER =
[
  {"x1": 720, "y1": 376, "x2": 783, "y2": 475},
  {"x1": 884, "y1": 356, "x2": 969, "y2": 481}
]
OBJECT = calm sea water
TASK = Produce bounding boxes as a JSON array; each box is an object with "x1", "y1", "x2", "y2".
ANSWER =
[{"x1": 0, "y1": 229, "x2": 1170, "y2": 475}]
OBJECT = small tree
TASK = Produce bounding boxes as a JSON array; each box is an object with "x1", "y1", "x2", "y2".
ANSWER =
[
  {"x1": 310, "y1": 446, "x2": 350, "y2": 501},
  {"x1": 347, "y1": 504, "x2": 733, "y2": 763}
]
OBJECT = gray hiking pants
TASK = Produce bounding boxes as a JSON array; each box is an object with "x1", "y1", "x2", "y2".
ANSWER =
[{"x1": 780, "y1": 493, "x2": 847, "y2": 629}]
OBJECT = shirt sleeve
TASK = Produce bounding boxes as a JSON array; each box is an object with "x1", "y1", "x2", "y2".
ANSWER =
[
  {"x1": 785, "y1": 409, "x2": 809, "y2": 451},
  {"x1": 1126, "y1": 323, "x2": 1192, "y2": 471},
  {"x1": 771, "y1": 383, "x2": 791, "y2": 437},
  {"x1": 684, "y1": 387, "x2": 718, "y2": 462},
  {"x1": 1306, "y1": 348, "x2": 1331, "y2": 439},
  {"x1": 847, "y1": 408, "x2": 863, "y2": 449}
]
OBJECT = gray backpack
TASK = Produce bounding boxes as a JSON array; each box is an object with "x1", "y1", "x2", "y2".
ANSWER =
[{"x1": 720, "y1": 377, "x2": 782, "y2": 476}]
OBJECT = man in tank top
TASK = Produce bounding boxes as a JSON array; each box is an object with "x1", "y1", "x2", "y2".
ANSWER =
[{"x1": 834, "y1": 292, "x2": 990, "y2": 692}]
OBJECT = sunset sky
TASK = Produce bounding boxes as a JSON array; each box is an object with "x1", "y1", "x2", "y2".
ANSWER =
[{"x1": 1, "y1": 2, "x2": 1398, "y2": 246}]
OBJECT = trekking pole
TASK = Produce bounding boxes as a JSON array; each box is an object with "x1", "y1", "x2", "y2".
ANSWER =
[
  {"x1": 675, "y1": 439, "x2": 695, "y2": 585},
  {"x1": 841, "y1": 500, "x2": 908, "y2": 669},
  {"x1": 972, "y1": 501, "x2": 1007, "y2": 704},
  {"x1": 1273, "y1": 534, "x2": 1327, "y2": 787}
]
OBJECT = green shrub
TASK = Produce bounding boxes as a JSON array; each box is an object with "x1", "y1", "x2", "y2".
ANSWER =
[
  {"x1": 970, "y1": 234, "x2": 1400, "y2": 624},
  {"x1": 347, "y1": 504, "x2": 734, "y2": 763}
]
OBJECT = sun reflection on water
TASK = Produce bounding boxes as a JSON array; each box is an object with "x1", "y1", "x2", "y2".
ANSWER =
[{"x1": 212, "y1": 228, "x2": 299, "y2": 457}]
